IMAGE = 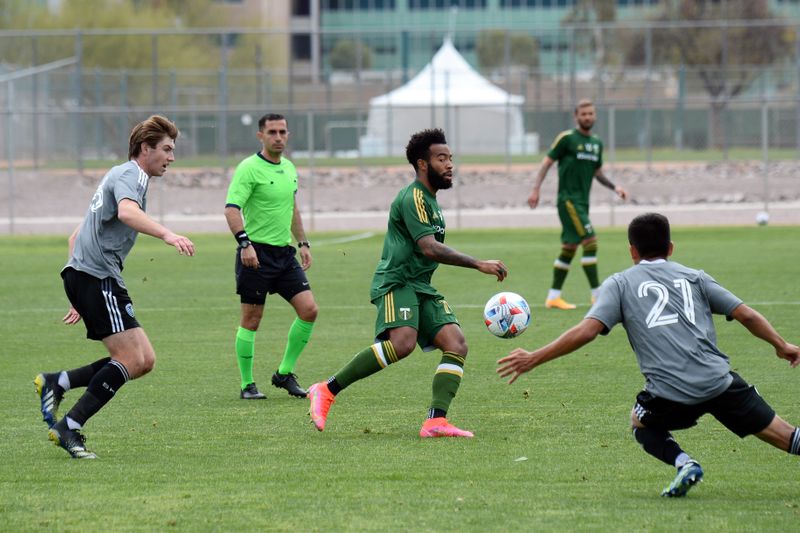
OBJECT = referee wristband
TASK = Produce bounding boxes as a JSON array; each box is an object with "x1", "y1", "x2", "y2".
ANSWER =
[
  {"x1": 234, "y1": 231, "x2": 249, "y2": 245},
  {"x1": 297, "y1": 241, "x2": 311, "y2": 249}
]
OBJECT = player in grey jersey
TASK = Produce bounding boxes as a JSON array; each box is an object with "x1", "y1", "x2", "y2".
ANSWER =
[
  {"x1": 497, "y1": 212, "x2": 800, "y2": 497},
  {"x1": 34, "y1": 115, "x2": 195, "y2": 459}
]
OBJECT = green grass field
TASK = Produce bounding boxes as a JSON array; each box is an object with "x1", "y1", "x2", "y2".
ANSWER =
[{"x1": 2, "y1": 226, "x2": 799, "y2": 531}]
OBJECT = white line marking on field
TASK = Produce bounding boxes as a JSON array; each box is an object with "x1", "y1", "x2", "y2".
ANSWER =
[
  {"x1": 315, "y1": 232, "x2": 375, "y2": 246},
  {"x1": 7, "y1": 300, "x2": 800, "y2": 315}
]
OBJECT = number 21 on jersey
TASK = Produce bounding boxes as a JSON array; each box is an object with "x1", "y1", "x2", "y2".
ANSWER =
[{"x1": 637, "y1": 279, "x2": 696, "y2": 329}]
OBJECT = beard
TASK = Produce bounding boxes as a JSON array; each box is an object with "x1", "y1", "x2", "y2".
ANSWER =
[
  {"x1": 427, "y1": 165, "x2": 453, "y2": 190},
  {"x1": 578, "y1": 118, "x2": 595, "y2": 131}
]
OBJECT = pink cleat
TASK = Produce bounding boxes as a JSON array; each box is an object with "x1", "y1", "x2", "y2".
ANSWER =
[
  {"x1": 419, "y1": 417, "x2": 474, "y2": 438},
  {"x1": 308, "y1": 382, "x2": 335, "y2": 432}
]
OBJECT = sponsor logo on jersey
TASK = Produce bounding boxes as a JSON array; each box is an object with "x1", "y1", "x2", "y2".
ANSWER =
[{"x1": 577, "y1": 152, "x2": 599, "y2": 162}]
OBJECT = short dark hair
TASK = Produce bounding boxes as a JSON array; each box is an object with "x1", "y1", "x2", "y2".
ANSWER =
[
  {"x1": 628, "y1": 212, "x2": 671, "y2": 259},
  {"x1": 258, "y1": 113, "x2": 286, "y2": 130},
  {"x1": 405, "y1": 128, "x2": 447, "y2": 170},
  {"x1": 574, "y1": 98, "x2": 594, "y2": 114},
  {"x1": 128, "y1": 115, "x2": 179, "y2": 159}
]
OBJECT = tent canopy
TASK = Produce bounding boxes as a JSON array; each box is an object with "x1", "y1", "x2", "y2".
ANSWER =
[{"x1": 371, "y1": 38, "x2": 523, "y2": 107}]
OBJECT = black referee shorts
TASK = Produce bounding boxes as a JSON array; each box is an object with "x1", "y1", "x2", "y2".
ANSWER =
[
  {"x1": 235, "y1": 242, "x2": 311, "y2": 305},
  {"x1": 633, "y1": 372, "x2": 776, "y2": 438},
  {"x1": 62, "y1": 267, "x2": 141, "y2": 341}
]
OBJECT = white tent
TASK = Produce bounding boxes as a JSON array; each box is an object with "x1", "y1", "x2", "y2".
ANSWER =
[{"x1": 359, "y1": 39, "x2": 535, "y2": 157}]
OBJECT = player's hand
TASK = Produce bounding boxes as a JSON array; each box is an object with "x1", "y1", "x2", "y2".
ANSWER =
[
  {"x1": 63, "y1": 306, "x2": 82, "y2": 325},
  {"x1": 615, "y1": 185, "x2": 628, "y2": 201},
  {"x1": 164, "y1": 232, "x2": 195, "y2": 256},
  {"x1": 497, "y1": 348, "x2": 538, "y2": 384},
  {"x1": 776, "y1": 342, "x2": 800, "y2": 368},
  {"x1": 527, "y1": 189, "x2": 540, "y2": 209},
  {"x1": 240, "y1": 245, "x2": 259, "y2": 269},
  {"x1": 299, "y1": 246, "x2": 312, "y2": 271},
  {"x1": 478, "y1": 260, "x2": 508, "y2": 281}
]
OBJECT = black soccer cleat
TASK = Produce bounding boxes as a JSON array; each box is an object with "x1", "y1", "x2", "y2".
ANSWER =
[
  {"x1": 240, "y1": 382, "x2": 266, "y2": 400},
  {"x1": 34, "y1": 373, "x2": 64, "y2": 429},
  {"x1": 271, "y1": 372, "x2": 308, "y2": 398},
  {"x1": 48, "y1": 423, "x2": 97, "y2": 459}
]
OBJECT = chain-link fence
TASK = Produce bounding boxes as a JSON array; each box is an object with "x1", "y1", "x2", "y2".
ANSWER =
[{"x1": 2, "y1": 22, "x2": 799, "y2": 233}]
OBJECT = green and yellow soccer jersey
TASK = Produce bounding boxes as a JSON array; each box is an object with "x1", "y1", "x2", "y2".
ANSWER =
[
  {"x1": 225, "y1": 153, "x2": 298, "y2": 246},
  {"x1": 547, "y1": 129, "x2": 603, "y2": 204},
  {"x1": 370, "y1": 180, "x2": 445, "y2": 300}
]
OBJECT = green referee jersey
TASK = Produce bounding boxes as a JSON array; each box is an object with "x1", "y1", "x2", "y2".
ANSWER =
[
  {"x1": 226, "y1": 152, "x2": 298, "y2": 246},
  {"x1": 370, "y1": 180, "x2": 445, "y2": 300},
  {"x1": 547, "y1": 129, "x2": 603, "y2": 204}
]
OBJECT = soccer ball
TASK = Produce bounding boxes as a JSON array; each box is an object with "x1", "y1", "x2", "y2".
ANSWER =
[
  {"x1": 756, "y1": 211, "x2": 769, "y2": 226},
  {"x1": 483, "y1": 292, "x2": 531, "y2": 339}
]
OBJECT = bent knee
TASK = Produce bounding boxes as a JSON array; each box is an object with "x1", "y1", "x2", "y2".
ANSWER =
[{"x1": 299, "y1": 303, "x2": 319, "y2": 322}]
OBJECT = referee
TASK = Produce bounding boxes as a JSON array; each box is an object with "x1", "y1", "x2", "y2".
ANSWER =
[{"x1": 224, "y1": 113, "x2": 318, "y2": 400}]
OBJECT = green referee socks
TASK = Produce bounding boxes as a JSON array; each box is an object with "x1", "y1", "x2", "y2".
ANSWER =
[
  {"x1": 235, "y1": 326, "x2": 256, "y2": 389},
  {"x1": 430, "y1": 351, "x2": 465, "y2": 414},
  {"x1": 278, "y1": 318, "x2": 315, "y2": 375}
]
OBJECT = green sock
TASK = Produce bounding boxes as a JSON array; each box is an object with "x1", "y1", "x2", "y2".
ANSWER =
[
  {"x1": 235, "y1": 327, "x2": 256, "y2": 389},
  {"x1": 552, "y1": 246, "x2": 575, "y2": 290},
  {"x1": 334, "y1": 340, "x2": 398, "y2": 390},
  {"x1": 430, "y1": 352, "x2": 465, "y2": 413},
  {"x1": 582, "y1": 241, "x2": 599, "y2": 288},
  {"x1": 278, "y1": 318, "x2": 315, "y2": 375}
]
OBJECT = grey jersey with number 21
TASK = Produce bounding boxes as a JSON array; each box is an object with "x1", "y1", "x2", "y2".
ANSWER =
[
  {"x1": 587, "y1": 259, "x2": 743, "y2": 404},
  {"x1": 63, "y1": 160, "x2": 150, "y2": 288}
]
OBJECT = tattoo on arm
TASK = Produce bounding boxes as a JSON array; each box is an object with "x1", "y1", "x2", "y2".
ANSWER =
[
  {"x1": 426, "y1": 240, "x2": 478, "y2": 268},
  {"x1": 594, "y1": 171, "x2": 616, "y2": 190}
]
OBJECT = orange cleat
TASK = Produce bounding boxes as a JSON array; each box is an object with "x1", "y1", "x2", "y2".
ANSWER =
[
  {"x1": 308, "y1": 382, "x2": 335, "y2": 432},
  {"x1": 545, "y1": 297, "x2": 577, "y2": 310},
  {"x1": 419, "y1": 417, "x2": 474, "y2": 438}
]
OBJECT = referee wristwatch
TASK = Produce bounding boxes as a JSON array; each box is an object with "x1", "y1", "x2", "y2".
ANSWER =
[
  {"x1": 297, "y1": 241, "x2": 311, "y2": 249},
  {"x1": 238, "y1": 239, "x2": 251, "y2": 250}
]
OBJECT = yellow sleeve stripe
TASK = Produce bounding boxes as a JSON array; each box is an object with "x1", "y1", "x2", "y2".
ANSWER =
[
  {"x1": 413, "y1": 188, "x2": 429, "y2": 224},
  {"x1": 550, "y1": 129, "x2": 572, "y2": 150}
]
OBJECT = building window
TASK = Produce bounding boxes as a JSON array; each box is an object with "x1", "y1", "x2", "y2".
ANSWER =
[
  {"x1": 408, "y1": 0, "x2": 487, "y2": 9},
  {"x1": 292, "y1": 34, "x2": 312, "y2": 60}
]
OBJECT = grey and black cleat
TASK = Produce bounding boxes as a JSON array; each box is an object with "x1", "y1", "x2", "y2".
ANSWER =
[
  {"x1": 271, "y1": 372, "x2": 308, "y2": 398},
  {"x1": 240, "y1": 382, "x2": 267, "y2": 400}
]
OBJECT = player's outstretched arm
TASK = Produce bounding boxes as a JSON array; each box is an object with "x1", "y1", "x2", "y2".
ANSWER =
[
  {"x1": 731, "y1": 304, "x2": 800, "y2": 368},
  {"x1": 119, "y1": 199, "x2": 195, "y2": 256},
  {"x1": 417, "y1": 234, "x2": 507, "y2": 281},
  {"x1": 497, "y1": 318, "x2": 605, "y2": 384}
]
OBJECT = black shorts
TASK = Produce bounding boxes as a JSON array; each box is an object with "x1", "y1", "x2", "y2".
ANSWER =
[
  {"x1": 633, "y1": 372, "x2": 776, "y2": 438},
  {"x1": 62, "y1": 267, "x2": 141, "y2": 341},
  {"x1": 235, "y1": 242, "x2": 310, "y2": 305}
]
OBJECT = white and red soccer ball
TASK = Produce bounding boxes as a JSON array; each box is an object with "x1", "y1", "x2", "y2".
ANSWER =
[{"x1": 483, "y1": 292, "x2": 531, "y2": 339}]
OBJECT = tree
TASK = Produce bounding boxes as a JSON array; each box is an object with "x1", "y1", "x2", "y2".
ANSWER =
[
  {"x1": 475, "y1": 30, "x2": 539, "y2": 72},
  {"x1": 625, "y1": 0, "x2": 794, "y2": 148},
  {"x1": 328, "y1": 39, "x2": 373, "y2": 71}
]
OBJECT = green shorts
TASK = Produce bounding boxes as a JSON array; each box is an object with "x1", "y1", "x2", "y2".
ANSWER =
[
  {"x1": 557, "y1": 199, "x2": 596, "y2": 244},
  {"x1": 372, "y1": 285, "x2": 459, "y2": 352}
]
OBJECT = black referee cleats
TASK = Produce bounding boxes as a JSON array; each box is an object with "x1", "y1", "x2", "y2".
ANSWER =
[
  {"x1": 48, "y1": 422, "x2": 97, "y2": 460},
  {"x1": 240, "y1": 382, "x2": 266, "y2": 400},
  {"x1": 34, "y1": 373, "x2": 63, "y2": 429},
  {"x1": 271, "y1": 372, "x2": 308, "y2": 398}
]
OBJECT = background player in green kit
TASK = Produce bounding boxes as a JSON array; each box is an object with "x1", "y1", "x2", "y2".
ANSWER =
[
  {"x1": 528, "y1": 99, "x2": 628, "y2": 310},
  {"x1": 224, "y1": 113, "x2": 318, "y2": 400},
  {"x1": 498, "y1": 213, "x2": 800, "y2": 497},
  {"x1": 307, "y1": 128, "x2": 508, "y2": 438}
]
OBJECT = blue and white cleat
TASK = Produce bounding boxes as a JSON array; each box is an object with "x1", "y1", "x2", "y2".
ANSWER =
[
  {"x1": 661, "y1": 460, "x2": 703, "y2": 497},
  {"x1": 34, "y1": 373, "x2": 63, "y2": 429}
]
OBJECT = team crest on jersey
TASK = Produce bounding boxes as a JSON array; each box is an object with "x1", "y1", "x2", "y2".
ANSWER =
[
  {"x1": 90, "y1": 190, "x2": 103, "y2": 212},
  {"x1": 399, "y1": 307, "x2": 412, "y2": 320},
  {"x1": 125, "y1": 303, "x2": 135, "y2": 318}
]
